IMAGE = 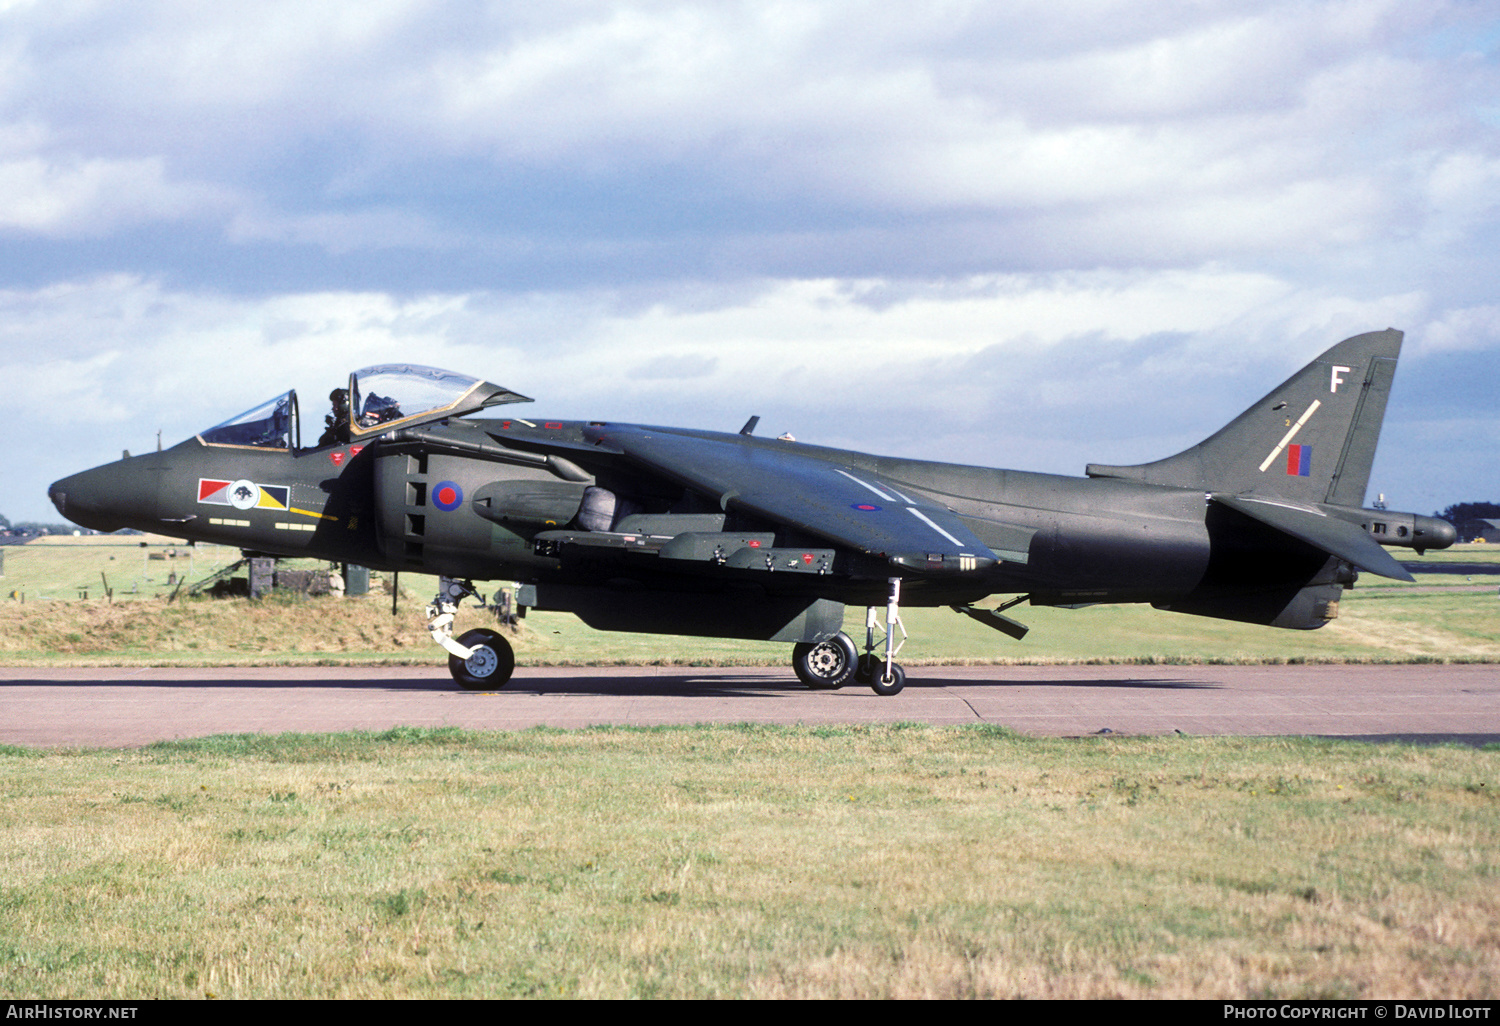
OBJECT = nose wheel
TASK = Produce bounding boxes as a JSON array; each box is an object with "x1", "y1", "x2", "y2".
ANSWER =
[
  {"x1": 858, "y1": 577, "x2": 907, "y2": 695},
  {"x1": 859, "y1": 657, "x2": 906, "y2": 697},
  {"x1": 448, "y1": 627, "x2": 516, "y2": 690},
  {"x1": 428, "y1": 576, "x2": 517, "y2": 690}
]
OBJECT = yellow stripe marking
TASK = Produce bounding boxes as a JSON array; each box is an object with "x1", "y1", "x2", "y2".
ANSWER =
[{"x1": 291, "y1": 506, "x2": 337, "y2": 521}]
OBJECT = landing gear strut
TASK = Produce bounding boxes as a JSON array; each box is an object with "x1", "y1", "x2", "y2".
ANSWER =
[
  {"x1": 855, "y1": 577, "x2": 907, "y2": 696},
  {"x1": 429, "y1": 577, "x2": 515, "y2": 690}
]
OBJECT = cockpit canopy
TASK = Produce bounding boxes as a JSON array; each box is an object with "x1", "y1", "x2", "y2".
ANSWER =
[
  {"x1": 346, "y1": 365, "x2": 529, "y2": 438},
  {"x1": 196, "y1": 365, "x2": 531, "y2": 451}
]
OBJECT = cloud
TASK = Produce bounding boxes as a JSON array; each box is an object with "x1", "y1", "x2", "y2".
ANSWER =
[
  {"x1": 628, "y1": 353, "x2": 718, "y2": 380},
  {"x1": 0, "y1": 1, "x2": 1492, "y2": 275},
  {"x1": 0, "y1": 153, "x2": 228, "y2": 236},
  {"x1": 0, "y1": 267, "x2": 1454, "y2": 521},
  {"x1": 0, "y1": 2, "x2": 1497, "y2": 521}
]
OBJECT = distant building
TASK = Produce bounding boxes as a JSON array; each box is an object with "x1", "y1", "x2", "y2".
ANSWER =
[{"x1": 1460, "y1": 518, "x2": 1500, "y2": 543}]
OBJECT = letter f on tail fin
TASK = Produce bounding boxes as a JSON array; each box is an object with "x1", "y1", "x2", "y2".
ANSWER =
[{"x1": 1086, "y1": 328, "x2": 1402, "y2": 505}]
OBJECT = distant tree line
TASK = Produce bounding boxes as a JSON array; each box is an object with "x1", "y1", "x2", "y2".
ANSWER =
[
  {"x1": 1435, "y1": 502, "x2": 1500, "y2": 525},
  {"x1": 0, "y1": 513, "x2": 117, "y2": 536}
]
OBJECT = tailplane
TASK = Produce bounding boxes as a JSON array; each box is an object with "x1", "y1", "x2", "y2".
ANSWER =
[{"x1": 1086, "y1": 329, "x2": 1401, "y2": 504}]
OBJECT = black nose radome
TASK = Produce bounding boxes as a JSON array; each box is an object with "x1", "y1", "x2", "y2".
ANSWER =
[{"x1": 45, "y1": 458, "x2": 161, "y2": 533}]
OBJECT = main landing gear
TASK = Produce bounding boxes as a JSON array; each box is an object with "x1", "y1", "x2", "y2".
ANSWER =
[
  {"x1": 428, "y1": 577, "x2": 516, "y2": 690},
  {"x1": 792, "y1": 577, "x2": 908, "y2": 696}
]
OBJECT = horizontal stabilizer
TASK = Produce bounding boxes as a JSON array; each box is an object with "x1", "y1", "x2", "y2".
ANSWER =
[{"x1": 1212, "y1": 494, "x2": 1414, "y2": 582}]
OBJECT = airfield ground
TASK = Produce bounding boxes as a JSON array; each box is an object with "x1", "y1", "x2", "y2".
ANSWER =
[
  {"x1": 2, "y1": 534, "x2": 1500, "y2": 667},
  {"x1": 1, "y1": 536, "x2": 1497, "y2": 998},
  {"x1": 1, "y1": 725, "x2": 1496, "y2": 999}
]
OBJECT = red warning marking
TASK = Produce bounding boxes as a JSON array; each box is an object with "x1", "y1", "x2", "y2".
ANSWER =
[
  {"x1": 748, "y1": 539, "x2": 762, "y2": 548},
  {"x1": 329, "y1": 451, "x2": 346, "y2": 467},
  {"x1": 544, "y1": 422, "x2": 563, "y2": 429},
  {"x1": 802, "y1": 553, "x2": 813, "y2": 565}
]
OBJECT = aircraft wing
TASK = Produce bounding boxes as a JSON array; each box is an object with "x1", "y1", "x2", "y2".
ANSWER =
[
  {"x1": 1212, "y1": 493, "x2": 1415, "y2": 582},
  {"x1": 582, "y1": 425, "x2": 1002, "y2": 573}
]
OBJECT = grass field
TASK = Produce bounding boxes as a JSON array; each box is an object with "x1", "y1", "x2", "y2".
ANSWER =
[
  {"x1": 4, "y1": 542, "x2": 1498, "y2": 999},
  {"x1": 1, "y1": 726, "x2": 1495, "y2": 999},
  {"x1": 1, "y1": 535, "x2": 237, "y2": 603},
  {"x1": 3, "y1": 535, "x2": 1499, "y2": 667}
]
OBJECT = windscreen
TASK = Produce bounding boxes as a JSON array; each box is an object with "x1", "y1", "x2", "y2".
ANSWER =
[{"x1": 198, "y1": 391, "x2": 298, "y2": 450}]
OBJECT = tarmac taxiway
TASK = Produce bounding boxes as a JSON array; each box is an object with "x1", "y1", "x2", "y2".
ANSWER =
[{"x1": 2, "y1": 662, "x2": 1497, "y2": 748}]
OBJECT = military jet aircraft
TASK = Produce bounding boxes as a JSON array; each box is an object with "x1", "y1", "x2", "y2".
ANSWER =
[{"x1": 49, "y1": 328, "x2": 1455, "y2": 695}]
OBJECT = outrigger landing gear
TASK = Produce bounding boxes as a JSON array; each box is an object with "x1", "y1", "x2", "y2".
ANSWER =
[
  {"x1": 428, "y1": 577, "x2": 516, "y2": 690},
  {"x1": 855, "y1": 577, "x2": 907, "y2": 696}
]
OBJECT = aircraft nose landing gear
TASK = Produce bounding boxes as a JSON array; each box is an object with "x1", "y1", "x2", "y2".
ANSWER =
[
  {"x1": 428, "y1": 577, "x2": 516, "y2": 690},
  {"x1": 448, "y1": 627, "x2": 515, "y2": 690}
]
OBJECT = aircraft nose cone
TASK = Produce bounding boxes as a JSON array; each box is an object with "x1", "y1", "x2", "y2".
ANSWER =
[
  {"x1": 48, "y1": 468, "x2": 111, "y2": 530},
  {"x1": 47, "y1": 458, "x2": 162, "y2": 533}
]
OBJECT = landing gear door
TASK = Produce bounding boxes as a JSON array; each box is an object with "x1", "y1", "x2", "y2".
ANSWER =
[{"x1": 347, "y1": 365, "x2": 532, "y2": 440}]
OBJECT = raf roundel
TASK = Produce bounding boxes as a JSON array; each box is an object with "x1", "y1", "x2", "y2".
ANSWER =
[{"x1": 433, "y1": 481, "x2": 464, "y2": 512}]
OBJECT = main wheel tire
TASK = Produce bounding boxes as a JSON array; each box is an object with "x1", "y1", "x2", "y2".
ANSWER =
[
  {"x1": 792, "y1": 632, "x2": 858, "y2": 690},
  {"x1": 449, "y1": 628, "x2": 516, "y2": 690},
  {"x1": 869, "y1": 662, "x2": 906, "y2": 697}
]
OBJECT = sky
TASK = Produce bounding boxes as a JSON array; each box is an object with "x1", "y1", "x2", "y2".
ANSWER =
[{"x1": 4, "y1": 0, "x2": 1499, "y2": 524}]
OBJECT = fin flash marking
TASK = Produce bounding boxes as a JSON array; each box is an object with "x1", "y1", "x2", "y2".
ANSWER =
[{"x1": 1258, "y1": 400, "x2": 1320, "y2": 473}]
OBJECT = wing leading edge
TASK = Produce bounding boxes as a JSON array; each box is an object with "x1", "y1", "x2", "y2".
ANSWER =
[{"x1": 582, "y1": 425, "x2": 1005, "y2": 573}]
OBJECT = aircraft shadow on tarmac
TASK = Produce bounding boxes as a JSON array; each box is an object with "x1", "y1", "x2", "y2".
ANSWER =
[
  {"x1": 1399, "y1": 562, "x2": 1500, "y2": 576},
  {"x1": 0, "y1": 671, "x2": 1223, "y2": 696},
  {"x1": 913, "y1": 675, "x2": 1221, "y2": 690},
  {"x1": 0, "y1": 674, "x2": 809, "y2": 696},
  {"x1": 480, "y1": 674, "x2": 1223, "y2": 696}
]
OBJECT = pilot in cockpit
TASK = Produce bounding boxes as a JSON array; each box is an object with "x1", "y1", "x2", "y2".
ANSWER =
[{"x1": 318, "y1": 388, "x2": 350, "y2": 448}]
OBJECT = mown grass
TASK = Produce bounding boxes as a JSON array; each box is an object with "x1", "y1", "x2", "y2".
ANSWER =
[
  {"x1": 1, "y1": 726, "x2": 1495, "y2": 999},
  {"x1": 1, "y1": 535, "x2": 236, "y2": 602}
]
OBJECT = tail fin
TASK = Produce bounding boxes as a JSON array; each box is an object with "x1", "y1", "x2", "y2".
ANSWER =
[{"x1": 1086, "y1": 329, "x2": 1401, "y2": 504}]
